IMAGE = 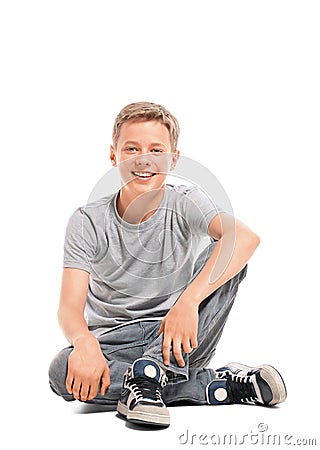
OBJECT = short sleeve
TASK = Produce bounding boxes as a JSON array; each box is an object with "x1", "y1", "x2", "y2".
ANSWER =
[
  {"x1": 184, "y1": 186, "x2": 224, "y2": 237},
  {"x1": 63, "y1": 207, "x2": 97, "y2": 273}
]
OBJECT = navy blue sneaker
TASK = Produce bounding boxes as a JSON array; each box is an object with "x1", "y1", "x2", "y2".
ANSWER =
[
  {"x1": 117, "y1": 358, "x2": 169, "y2": 427},
  {"x1": 206, "y1": 362, "x2": 287, "y2": 406}
]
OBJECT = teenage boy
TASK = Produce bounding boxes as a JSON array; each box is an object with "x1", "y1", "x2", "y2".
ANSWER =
[{"x1": 49, "y1": 102, "x2": 286, "y2": 427}]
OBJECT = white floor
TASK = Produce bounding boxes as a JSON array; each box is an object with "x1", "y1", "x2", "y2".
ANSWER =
[{"x1": 7, "y1": 387, "x2": 318, "y2": 450}]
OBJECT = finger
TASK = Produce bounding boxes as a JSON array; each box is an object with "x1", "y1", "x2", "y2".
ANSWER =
[
  {"x1": 87, "y1": 386, "x2": 96, "y2": 401},
  {"x1": 173, "y1": 340, "x2": 185, "y2": 368},
  {"x1": 191, "y1": 334, "x2": 198, "y2": 349},
  {"x1": 66, "y1": 372, "x2": 74, "y2": 394},
  {"x1": 158, "y1": 320, "x2": 164, "y2": 335},
  {"x1": 72, "y1": 379, "x2": 81, "y2": 400},
  {"x1": 87, "y1": 380, "x2": 99, "y2": 401},
  {"x1": 162, "y1": 335, "x2": 172, "y2": 366},
  {"x1": 182, "y1": 339, "x2": 192, "y2": 354},
  {"x1": 79, "y1": 382, "x2": 90, "y2": 402},
  {"x1": 100, "y1": 369, "x2": 110, "y2": 396}
]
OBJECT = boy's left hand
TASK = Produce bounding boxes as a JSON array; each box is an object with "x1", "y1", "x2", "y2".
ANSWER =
[{"x1": 158, "y1": 299, "x2": 199, "y2": 367}]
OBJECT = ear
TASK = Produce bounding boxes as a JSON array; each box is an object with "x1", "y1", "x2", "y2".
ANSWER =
[
  {"x1": 110, "y1": 145, "x2": 117, "y2": 167},
  {"x1": 170, "y1": 149, "x2": 180, "y2": 171}
]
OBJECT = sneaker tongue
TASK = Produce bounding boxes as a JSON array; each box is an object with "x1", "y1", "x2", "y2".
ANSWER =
[
  {"x1": 227, "y1": 375, "x2": 258, "y2": 403},
  {"x1": 132, "y1": 359, "x2": 161, "y2": 382}
]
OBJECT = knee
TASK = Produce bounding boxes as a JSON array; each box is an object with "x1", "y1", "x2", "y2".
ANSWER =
[
  {"x1": 48, "y1": 348, "x2": 70, "y2": 382},
  {"x1": 48, "y1": 347, "x2": 72, "y2": 399}
]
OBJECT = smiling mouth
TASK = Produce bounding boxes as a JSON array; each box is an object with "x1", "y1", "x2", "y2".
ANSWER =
[{"x1": 131, "y1": 171, "x2": 156, "y2": 179}]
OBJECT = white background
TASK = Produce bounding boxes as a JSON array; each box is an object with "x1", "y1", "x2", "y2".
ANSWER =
[{"x1": 1, "y1": 1, "x2": 319, "y2": 448}]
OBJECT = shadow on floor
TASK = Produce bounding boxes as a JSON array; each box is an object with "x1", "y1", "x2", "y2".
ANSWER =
[
  {"x1": 74, "y1": 403, "x2": 169, "y2": 431},
  {"x1": 73, "y1": 403, "x2": 117, "y2": 414}
]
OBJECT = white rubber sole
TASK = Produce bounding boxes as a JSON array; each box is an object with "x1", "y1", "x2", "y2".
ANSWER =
[
  {"x1": 117, "y1": 400, "x2": 129, "y2": 417},
  {"x1": 226, "y1": 362, "x2": 287, "y2": 406},
  {"x1": 117, "y1": 400, "x2": 170, "y2": 427}
]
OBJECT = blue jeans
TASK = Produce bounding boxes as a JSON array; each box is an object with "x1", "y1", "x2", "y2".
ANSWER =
[{"x1": 48, "y1": 242, "x2": 247, "y2": 406}]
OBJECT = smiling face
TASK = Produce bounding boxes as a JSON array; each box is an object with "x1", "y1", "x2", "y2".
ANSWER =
[{"x1": 110, "y1": 119, "x2": 180, "y2": 197}]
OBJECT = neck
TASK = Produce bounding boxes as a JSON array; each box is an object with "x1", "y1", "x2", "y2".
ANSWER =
[{"x1": 117, "y1": 185, "x2": 166, "y2": 224}]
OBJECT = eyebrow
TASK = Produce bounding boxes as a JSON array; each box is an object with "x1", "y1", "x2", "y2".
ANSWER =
[{"x1": 122, "y1": 141, "x2": 168, "y2": 148}]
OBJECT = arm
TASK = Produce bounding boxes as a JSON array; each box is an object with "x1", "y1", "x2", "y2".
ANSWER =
[
  {"x1": 180, "y1": 213, "x2": 260, "y2": 304},
  {"x1": 58, "y1": 268, "x2": 110, "y2": 401},
  {"x1": 158, "y1": 212, "x2": 260, "y2": 367}
]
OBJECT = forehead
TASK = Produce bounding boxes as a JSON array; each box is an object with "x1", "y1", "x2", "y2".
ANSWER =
[{"x1": 117, "y1": 120, "x2": 171, "y2": 145}]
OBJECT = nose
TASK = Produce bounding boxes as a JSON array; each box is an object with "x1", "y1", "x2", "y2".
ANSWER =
[{"x1": 135, "y1": 152, "x2": 152, "y2": 166}]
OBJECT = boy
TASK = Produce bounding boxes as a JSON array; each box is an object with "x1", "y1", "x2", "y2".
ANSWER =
[{"x1": 49, "y1": 102, "x2": 286, "y2": 427}]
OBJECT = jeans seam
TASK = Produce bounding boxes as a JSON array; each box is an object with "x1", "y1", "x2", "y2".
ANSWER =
[{"x1": 139, "y1": 321, "x2": 146, "y2": 345}]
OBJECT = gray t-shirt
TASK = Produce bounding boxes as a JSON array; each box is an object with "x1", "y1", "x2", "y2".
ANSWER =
[{"x1": 63, "y1": 184, "x2": 222, "y2": 337}]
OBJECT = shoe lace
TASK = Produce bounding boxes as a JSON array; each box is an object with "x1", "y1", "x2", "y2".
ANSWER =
[
  {"x1": 225, "y1": 373, "x2": 257, "y2": 403},
  {"x1": 128, "y1": 377, "x2": 163, "y2": 402}
]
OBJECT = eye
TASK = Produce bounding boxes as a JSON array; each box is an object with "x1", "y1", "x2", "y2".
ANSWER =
[
  {"x1": 151, "y1": 148, "x2": 163, "y2": 153},
  {"x1": 126, "y1": 147, "x2": 137, "y2": 153}
]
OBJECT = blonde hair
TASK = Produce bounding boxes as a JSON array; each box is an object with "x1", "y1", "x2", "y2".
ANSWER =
[{"x1": 112, "y1": 101, "x2": 180, "y2": 150}]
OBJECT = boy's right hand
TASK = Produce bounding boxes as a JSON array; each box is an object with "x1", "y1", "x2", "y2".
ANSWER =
[{"x1": 66, "y1": 334, "x2": 110, "y2": 402}]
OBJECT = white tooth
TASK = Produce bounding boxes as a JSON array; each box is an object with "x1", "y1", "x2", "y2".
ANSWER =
[{"x1": 134, "y1": 171, "x2": 152, "y2": 177}]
